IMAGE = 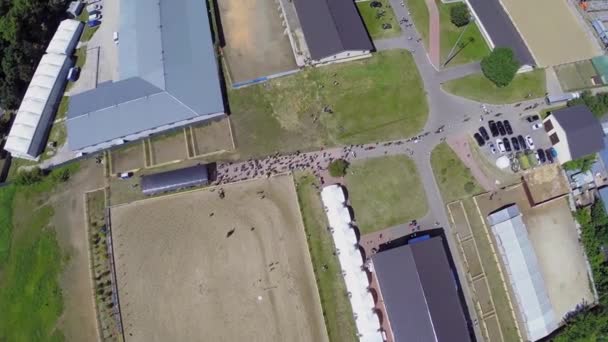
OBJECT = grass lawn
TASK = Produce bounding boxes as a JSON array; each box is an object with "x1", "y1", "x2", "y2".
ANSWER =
[
  {"x1": 357, "y1": 0, "x2": 402, "y2": 39},
  {"x1": 345, "y1": 155, "x2": 428, "y2": 234},
  {"x1": 56, "y1": 96, "x2": 69, "y2": 121},
  {"x1": 438, "y1": 2, "x2": 489, "y2": 66},
  {"x1": 442, "y1": 69, "x2": 546, "y2": 104},
  {"x1": 540, "y1": 105, "x2": 566, "y2": 119},
  {"x1": 78, "y1": 10, "x2": 98, "y2": 42},
  {"x1": 408, "y1": 0, "x2": 430, "y2": 48},
  {"x1": 431, "y1": 143, "x2": 483, "y2": 203},
  {"x1": 229, "y1": 50, "x2": 428, "y2": 158},
  {"x1": 0, "y1": 164, "x2": 80, "y2": 341},
  {"x1": 294, "y1": 172, "x2": 357, "y2": 342}
]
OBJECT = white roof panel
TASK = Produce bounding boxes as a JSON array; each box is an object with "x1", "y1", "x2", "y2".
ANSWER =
[{"x1": 46, "y1": 19, "x2": 82, "y2": 55}]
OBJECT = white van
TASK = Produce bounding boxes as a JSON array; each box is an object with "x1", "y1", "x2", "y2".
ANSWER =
[{"x1": 113, "y1": 31, "x2": 119, "y2": 44}]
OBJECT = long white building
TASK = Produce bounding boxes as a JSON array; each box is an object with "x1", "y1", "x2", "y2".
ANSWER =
[{"x1": 4, "y1": 19, "x2": 82, "y2": 160}]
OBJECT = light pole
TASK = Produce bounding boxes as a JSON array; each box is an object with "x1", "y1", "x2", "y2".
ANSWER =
[{"x1": 443, "y1": 16, "x2": 475, "y2": 67}]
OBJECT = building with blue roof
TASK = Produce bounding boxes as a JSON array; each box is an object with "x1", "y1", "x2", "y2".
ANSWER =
[{"x1": 66, "y1": 0, "x2": 225, "y2": 154}]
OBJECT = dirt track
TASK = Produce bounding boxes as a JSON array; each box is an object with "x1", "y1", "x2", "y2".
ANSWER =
[{"x1": 110, "y1": 175, "x2": 328, "y2": 342}]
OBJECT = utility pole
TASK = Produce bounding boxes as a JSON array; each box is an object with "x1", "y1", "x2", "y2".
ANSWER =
[{"x1": 443, "y1": 17, "x2": 475, "y2": 67}]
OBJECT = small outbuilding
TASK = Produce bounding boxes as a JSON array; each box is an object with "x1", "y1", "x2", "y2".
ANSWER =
[
  {"x1": 66, "y1": 1, "x2": 84, "y2": 19},
  {"x1": 543, "y1": 105, "x2": 605, "y2": 164},
  {"x1": 141, "y1": 164, "x2": 209, "y2": 196}
]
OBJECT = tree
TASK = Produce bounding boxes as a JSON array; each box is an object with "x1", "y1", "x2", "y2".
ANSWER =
[
  {"x1": 563, "y1": 154, "x2": 597, "y2": 172},
  {"x1": 568, "y1": 90, "x2": 608, "y2": 118},
  {"x1": 328, "y1": 159, "x2": 349, "y2": 177},
  {"x1": 450, "y1": 3, "x2": 470, "y2": 27},
  {"x1": 480, "y1": 48, "x2": 520, "y2": 87}
]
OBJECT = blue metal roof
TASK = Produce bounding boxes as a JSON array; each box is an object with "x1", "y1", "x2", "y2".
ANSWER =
[
  {"x1": 141, "y1": 164, "x2": 209, "y2": 195},
  {"x1": 67, "y1": 0, "x2": 224, "y2": 151}
]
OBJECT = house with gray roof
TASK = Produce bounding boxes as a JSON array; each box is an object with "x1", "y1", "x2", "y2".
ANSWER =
[
  {"x1": 543, "y1": 105, "x2": 605, "y2": 164},
  {"x1": 66, "y1": 0, "x2": 225, "y2": 154},
  {"x1": 292, "y1": 0, "x2": 373, "y2": 65},
  {"x1": 371, "y1": 236, "x2": 472, "y2": 342}
]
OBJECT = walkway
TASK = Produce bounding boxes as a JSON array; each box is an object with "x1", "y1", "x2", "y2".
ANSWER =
[{"x1": 425, "y1": 0, "x2": 441, "y2": 68}]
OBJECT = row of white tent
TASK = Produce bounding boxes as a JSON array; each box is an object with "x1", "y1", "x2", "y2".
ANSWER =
[
  {"x1": 320, "y1": 185, "x2": 384, "y2": 342},
  {"x1": 4, "y1": 19, "x2": 82, "y2": 160}
]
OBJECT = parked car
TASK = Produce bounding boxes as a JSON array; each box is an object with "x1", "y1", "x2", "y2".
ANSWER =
[
  {"x1": 119, "y1": 172, "x2": 133, "y2": 179},
  {"x1": 503, "y1": 137, "x2": 512, "y2": 152},
  {"x1": 479, "y1": 127, "x2": 490, "y2": 141},
  {"x1": 532, "y1": 123, "x2": 542, "y2": 130},
  {"x1": 489, "y1": 143, "x2": 496, "y2": 154},
  {"x1": 517, "y1": 135, "x2": 526, "y2": 150},
  {"x1": 511, "y1": 137, "x2": 520, "y2": 151},
  {"x1": 525, "y1": 135, "x2": 535, "y2": 149},
  {"x1": 89, "y1": 13, "x2": 102, "y2": 20},
  {"x1": 526, "y1": 114, "x2": 540, "y2": 123},
  {"x1": 87, "y1": 4, "x2": 102, "y2": 12},
  {"x1": 67, "y1": 67, "x2": 80, "y2": 81},
  {"x1": 113, "y1": 31, "x2": 119, "y2": 44},
  {"x1": 496, "y1": 121, "x2": 507, "y2": 136},
  {"x1": 545, "y1": 149, "x2": 554, "y2": 163},
  {"x1": 497, "y1": 139, "x2": 506, "y2": 153},
  {"x1": 87, "y1": 19, "x2": 101, "y2": 27},
  {"x1": 537, "y1": 149, "x2": 546, "y2": 163},
  {"x1": 503, "y1": 120, "x2": 513, "y2": 135},
  {"x1": 473, "y1": 133, "x2": 485, "y2": 146},
  {"x1": 488, "y1": 120, "x2": 499, "y2": 137},
  {"x1": 534, "y1": 151, "x2": 541, "y2": 164}
]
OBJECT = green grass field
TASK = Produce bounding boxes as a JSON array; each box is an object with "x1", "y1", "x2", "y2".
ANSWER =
[
  {"x1": 555, "y1": 60, "x2": 599, "y2": 91},
  {"x1": 0, "y1": 164, "x2": 79, "y2": 341},
  {"x1": 442, "y1": 69, "x2": 546, "y2": 104},
  {"x1": 431, "y1": 143, "x2": 483, "y2": 203},
  {"x1": 408, "y1": 0, "x2": 430, "y2": 48},
  {"x1": 229, "y1": 50, "x2": 428, "y2": 158},
  {"x1": 357, "y1": 0, "x2": 402, "y2": 39},
  {"x1": 345, "y1": 155, "x2": 428, "y2": 234},
  {"x1": 294, "y1": 173, "x2": 357, "y2": 342},
  {"x1": 438, "y1": 2, "x2": 489, "y2": 66}
]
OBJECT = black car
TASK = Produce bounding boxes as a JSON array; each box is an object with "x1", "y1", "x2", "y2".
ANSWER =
[
  {"x1": 545, "y1": 149, "x2": 554, "y2": 163},
  {"x1": 503, "y1": 137, "x2": 511, "y2": 152},
  {"x1": 526, "y1": 114, "x2": 540, "y2": 123},
  {"x1": 488, "y1": 120, "x2": 499, "y2": 137},
  {"x1": 473, "y1": 133, "x2": 485, "y2": 146},
  {"x1": 511, "y1": 137, "x2": 520, "y2": 151},
  {"x1": 496, "y1": 121, "x2": 507, "y2": 136},
  {"x1": 537, "y1": 149, "x2": 546, "y2": 163},
  {"x1": 503, "y1": 120, "x2": 513, "y2": 135},
  {"x1": 479, "y1": 127, "x2": 490, "y2": 141},
  {"x1": 517, "y1": 135, "x2": 526, "y2": 150}
]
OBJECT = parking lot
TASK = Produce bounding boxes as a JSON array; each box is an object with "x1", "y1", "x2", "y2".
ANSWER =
[{"x1": 471, "y1": 113, "x2": 552, "y2": 172}]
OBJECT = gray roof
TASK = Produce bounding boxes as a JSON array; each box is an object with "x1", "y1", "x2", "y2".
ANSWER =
[
  {"x1": 67, "y1": 0, "x2": 224, "y2": 151},
  {"x1": 141, "y1": 164, "x2": 209, "y2": 195},
  {"x1": 293, "y1": 0, "x2": 373, "y2": 61},
  {"x1": 552, "y1": 105, "x2": 605, "y2": 159},
  {"x1": 487, "y1": 204, "x2": 520, "y2": 226},
  {"x1": 372, "y1": 236, "x2": 471, "y2": 342},
  {"x1": 467, "y1": 0, "x2": 535, "y2": 66}
]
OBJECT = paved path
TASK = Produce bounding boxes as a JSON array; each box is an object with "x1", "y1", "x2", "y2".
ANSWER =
[{"x1": 425, "y1": 0, "x2": 441, "y2": 68}]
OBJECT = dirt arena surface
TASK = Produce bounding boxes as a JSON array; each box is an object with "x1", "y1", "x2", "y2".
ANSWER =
[
  {"x1": 110, "y1": 175, "x2": 328, "y2": 342},
  {"x1": 500, "y1": 0, "x2": 600, "y2": 66},
  {"x1": 110, "y1": 143, "x2": 145, "y2": 174},
  {"x1": 149, "y1": 130, "x2": 188, "y2": 166},
  {"x1": 218, "y1": 0, "x2": 297, "y2": 84},
  {"x1": 189, "y1": 118, "x2": 234, "y2": 157}
]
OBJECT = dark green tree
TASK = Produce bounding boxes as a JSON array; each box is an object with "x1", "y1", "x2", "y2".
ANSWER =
[
  {"x1": 450, "y1": 3, "x2": 470, "y2": 27},
  {"x1": 563, "y1": 154, "x2": 597, "y2": 172},
  {"x1": 480, "y1": 48, "x2": 520, "y2": 87},
  {"x1": 328, "y1": 159, "x2": 349, "y2": 177}
]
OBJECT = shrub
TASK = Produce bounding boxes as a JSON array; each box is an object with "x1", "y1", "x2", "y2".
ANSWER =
[
  {"x1": 450, "y1": 3, "x2": 470, "y2": 27},
  {"x1": 563, "y1": 154, "x2": 597, "y2": 172},
  {"x1": 480, "y1": 48, "x2": 520, "y2": 87},
  {"x1": 14, "y1": 167, "x2": 43, "y2": 185},
  {"x1": 463, "y1": 181, "x2": 475, "y2": 194},
  {"x1": 328, "y1": 159, "x2": 349, "y2": 177}
]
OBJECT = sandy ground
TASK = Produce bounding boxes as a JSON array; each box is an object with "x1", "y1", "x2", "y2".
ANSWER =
[
  {"x1": 110, "y1": 143, "x2": 145, "y2": 174},
  {"x1": 500, "y1": 0, "x2": 600, "y2": 66},
  {"x1": 524, "y1": 198, "x2": 594, "y2": 320},
  {"x1": 190, "y1": 118, "x2": 234, "y2": 156},
  {"x1": 476, "y1": 185, "x2": 594, "y2": 325},
  {"x1": 150, "y1": 131, "x2": 188, "y2": 166},
  {"x1": 218, "y1": 0, "x2": 297, "y2": 84},
  {"x1": 52, "y1": 159, "x2": 106, "y2": 341},
  {"x1": 110, "y1": 175, "x2": 328, "y2": 342}
]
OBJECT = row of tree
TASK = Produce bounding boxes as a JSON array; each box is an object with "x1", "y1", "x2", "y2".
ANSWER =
[
  {"x1": 567, "y1": 90, "x2": 608, "y2": 118},
  {"x1": 0, "y1": 0, "x2": 68, "y2": 110},
  {"x1": 555, "y1": 203, "x2": 608, "y2": 340}
]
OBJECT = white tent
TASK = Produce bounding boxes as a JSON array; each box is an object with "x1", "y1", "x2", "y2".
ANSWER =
[
  {"x1": 321, "y1": 185, "x2": 384, "y2": 342},
  {"x1": 5, "y1": 54, "x2": 72, "y2": 160},
  {"x1": 488, "y1": 205, "x2": 558, "y2": 341},
  {"x1": 46, "y1": 19, "x2": 83, "y2": 55}
]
